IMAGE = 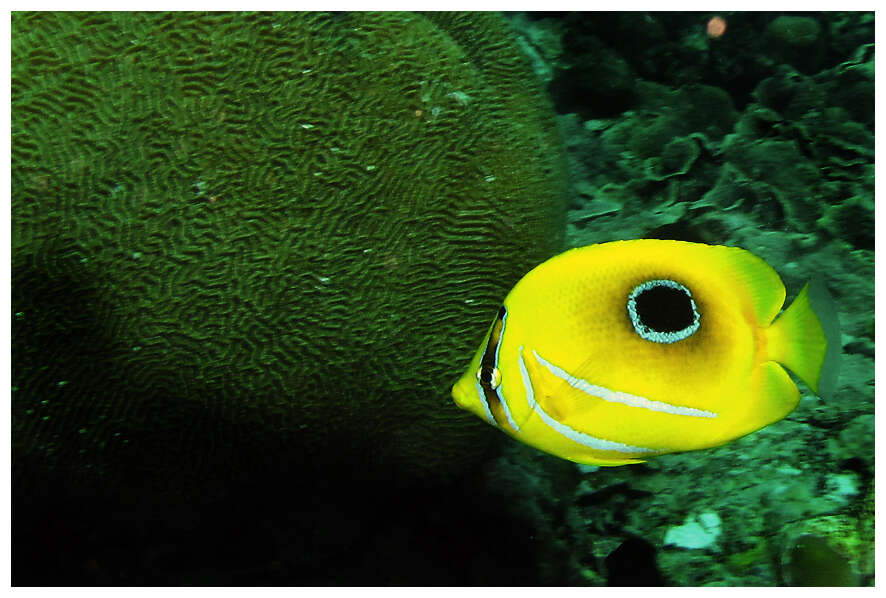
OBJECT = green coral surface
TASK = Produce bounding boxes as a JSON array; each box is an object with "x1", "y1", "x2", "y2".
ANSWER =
[{"x1": 11, "y1": 11, "x2": 566, "y2": 495}]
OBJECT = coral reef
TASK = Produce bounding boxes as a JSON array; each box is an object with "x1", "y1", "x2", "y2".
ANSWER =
[
  {"x1": 497, "y1": 11, "x2": 874, "y2": 587},
  {"x1": 783, "y1": 534, "x2": 856, "y2": 586},
  {"x1": 11, "y1": 11, "x2": 566, "y2": 498},
  {"x1": 764, "y1": 16, "x2": 825, "y2": 73},
  {"x1": 12, "y1": 10, "x2": 873, "y2": 586},
  {"x1": 12, "y1": 12, "x2": 569, "y2": 585},
  {"x1": 778, "y1": 486, "x2": 874, "y2": 587}
]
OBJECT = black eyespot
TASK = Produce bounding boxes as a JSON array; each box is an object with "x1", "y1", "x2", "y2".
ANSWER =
[{"x1": 627, "y1": 279, "x2": 700, "y2": 343}]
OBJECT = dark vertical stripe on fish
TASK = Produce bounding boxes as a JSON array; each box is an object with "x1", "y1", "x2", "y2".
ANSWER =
[{"x1": 478, "y1": 306, "x2": 509, "y2": 429}]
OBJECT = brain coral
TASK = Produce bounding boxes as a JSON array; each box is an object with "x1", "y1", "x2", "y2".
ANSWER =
[{"x1": 11, "y1": 12, "x2": 566, "y2": 495}]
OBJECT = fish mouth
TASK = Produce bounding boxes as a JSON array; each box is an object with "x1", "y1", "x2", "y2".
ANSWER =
[{"x1": 451, "y1": 374, "x2": 475, "y2": 409}]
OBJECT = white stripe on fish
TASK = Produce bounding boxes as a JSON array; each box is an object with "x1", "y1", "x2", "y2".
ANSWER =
[
  {"x1": 518, "y1": 346, "x2": 663, "y2": 455},
  {"x1": 532, "y1": 350, "x2": 718, "y2": 418}
]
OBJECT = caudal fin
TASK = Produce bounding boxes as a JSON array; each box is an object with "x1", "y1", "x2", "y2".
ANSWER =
[{"x1": 766, "y1": 278, "x2": 841, "y2": 399}]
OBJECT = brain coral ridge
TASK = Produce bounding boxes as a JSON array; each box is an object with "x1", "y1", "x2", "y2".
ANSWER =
[{"x1": 11, "y1": 11, "x2": 566, "y2": 495}]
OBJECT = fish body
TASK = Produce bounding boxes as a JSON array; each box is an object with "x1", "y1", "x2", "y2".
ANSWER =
[{"x1": 452, "y1": 239, "x2": 840, "y2": 466}]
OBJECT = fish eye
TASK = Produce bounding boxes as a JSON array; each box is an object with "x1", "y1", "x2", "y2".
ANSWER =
[{"x1": 627, "y1": 279, "x2": 700, "y2": 343}]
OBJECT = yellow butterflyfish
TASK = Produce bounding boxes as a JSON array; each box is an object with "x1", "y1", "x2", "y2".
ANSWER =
[{"x1": 452, "y1": 239, "x2": 840, "y2": 466}]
